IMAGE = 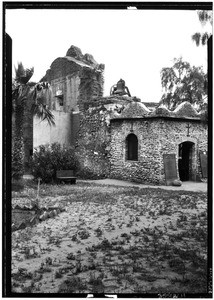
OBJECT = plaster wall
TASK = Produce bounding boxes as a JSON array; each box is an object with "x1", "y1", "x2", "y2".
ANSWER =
[{"x1": 33, "y1": 111, "x2": 73, "y2": 148}]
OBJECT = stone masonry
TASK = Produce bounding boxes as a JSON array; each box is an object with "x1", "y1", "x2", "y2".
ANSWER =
[{"x1": 110, "y1": 102, "x2": 207, "y2": 185}]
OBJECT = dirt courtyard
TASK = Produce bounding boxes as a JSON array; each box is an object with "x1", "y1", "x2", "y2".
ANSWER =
[{"x1": 11, "y1": 181, "x2": 208, "y2": 295}]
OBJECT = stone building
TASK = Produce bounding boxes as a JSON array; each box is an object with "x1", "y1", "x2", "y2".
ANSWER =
[
  {"x1": 76, "y1": 98, "x2": 207, "y2": 185},
  {"x1": 34, "y1": 45, "x2": 104, "y2": 148},
  {"x1": 110, "y1": 102, "x2": 207, "y2": 185},
  {"x1": 32, "y1": 45, "x2": 207, "y2": 185}
]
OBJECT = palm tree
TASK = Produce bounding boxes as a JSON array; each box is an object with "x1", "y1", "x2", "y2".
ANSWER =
[{"x1": 12, "y1": 62, "x2": 55, "y2": 179}]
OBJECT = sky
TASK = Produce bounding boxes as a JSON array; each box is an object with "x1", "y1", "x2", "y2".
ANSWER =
[{"x1": 5, "y1": 8, "x2": 211, "y2": 103}]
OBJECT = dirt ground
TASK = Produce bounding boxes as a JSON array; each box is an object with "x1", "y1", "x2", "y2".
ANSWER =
[{"x1": 11, "y1": 182, "x2": 208, "y2": 295}]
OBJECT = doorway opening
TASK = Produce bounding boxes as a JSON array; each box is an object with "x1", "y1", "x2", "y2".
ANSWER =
[{"x1": 178, "y1": 141, "x2": 194, "y2": 181}]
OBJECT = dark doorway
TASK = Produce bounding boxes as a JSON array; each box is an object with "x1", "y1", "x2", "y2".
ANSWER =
[{"x1": 178, "y1": 142, "x2": 194, "y2": 181}]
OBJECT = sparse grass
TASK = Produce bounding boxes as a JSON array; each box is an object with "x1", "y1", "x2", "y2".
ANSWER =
[
  {"x1": 58, "y1": 276, "x2": 87, "y2": 293},
  {"x1": 12, "y1": 181, "x2": 208, "y2": 294}
]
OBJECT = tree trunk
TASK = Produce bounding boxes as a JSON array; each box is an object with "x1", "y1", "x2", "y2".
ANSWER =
[{"x1": 12, "y1": 103, "x2": 25, "y2": 179}]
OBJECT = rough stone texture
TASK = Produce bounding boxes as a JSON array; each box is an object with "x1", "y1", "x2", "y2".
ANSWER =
[
  {"x1": 78, "y1": 67, "x2": 104, "y2": 104},
  {"x1": 66, "y1": 45, "x2": 84, "y2": 60},
  {"x1": 172, "y1": 179, "x2": 182, "y2": 186},
  {"x1": 112, "y1": 101, "x2": 150, "y2": 119},
  {"x1": 75, "y1": 96, "x2": 133, "y2": 178},
  {"x1": 110, "y1": 117, "x2": 207, "y2": 185},
  {"x1": 173, "y1": 101, "x2": 200, "y2": 118}
]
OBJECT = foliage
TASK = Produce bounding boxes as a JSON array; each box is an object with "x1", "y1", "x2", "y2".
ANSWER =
[
  {"x1": 12, "y1": 62, "x2": 55, "y2": 180},
  {"x1": 192, "y1": 10, "x2": 212, "y2": 46},
  {"x1": 76, "y1": 166, "x2": 105, "y2": 180},
  {"x1": 31, "y1": 143, "x2": 79, "y2": 183},
  {"x1": 12, "y1": 63, "x2": 55, "y2": 126},
  {"x1": 12, "y1": 178, "x2": 25, "y2": 191},
  {"x1": 160, "y1": 57, "x2": 207, "y2": 110}
]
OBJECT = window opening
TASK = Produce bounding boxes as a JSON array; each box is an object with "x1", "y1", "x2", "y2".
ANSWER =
[{"x1": 126, "y1": 133, "x2": 138, "y2": 160}]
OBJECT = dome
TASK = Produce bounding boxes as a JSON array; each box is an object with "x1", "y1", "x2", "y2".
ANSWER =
[{"x1": 173, "y1": 101, "x2": 199, "y2": 118}]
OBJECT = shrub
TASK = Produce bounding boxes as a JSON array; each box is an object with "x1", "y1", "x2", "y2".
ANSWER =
[
  {"x1": 31, "y1": 143, "x2": 79, "y2": 183},
  {"x1": 76, "y1": 166, "x2": 106, "y2": 180}
]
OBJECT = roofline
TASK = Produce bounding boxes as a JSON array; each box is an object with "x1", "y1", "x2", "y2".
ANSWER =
[{"x1": 110, "y1": 115, "x2": 202, "y2": 122}]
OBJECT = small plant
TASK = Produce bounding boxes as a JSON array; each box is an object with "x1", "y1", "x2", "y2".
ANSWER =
[
  {"x1": 45, "y1": 257, "x2": 53, "y2": 265},
  {"x1": 71, "y1": 234, "x2": 78, "y2": 242},
  {"x1": 55, "y1": 270, "x2": 63, "y2": 279},
  {"x1": 75, "y1": 260, "x2": 82, "y2": 274},
  {"x1": 88, "y1": 262, "x2": 96, "y2": 270},
  {"x1": 88, "y1": 272, "x2": 104, "y2": 293},
  {"x1": 58, "y1": 276, "x2": 87, "y2": 293},
  {"x1": 67, "y1": 252, "x2": 75, "y2": 260},
  {"x1": 78, "y1": 229, "x2": 90, "y2": 240},
  {"x1": 130, "y1": 229, "x2": 140, "y2": 236},
  {"x1": 109, "y1": 266, "x2": 121, "y2": 277},
  {"x1": 94, "y1": 227, "x2": 103, "y2": 237},
  {"x1": 133, "y1": 263, "x2": 142, "y2": 273},
  {"x1": 12, "y1": 268, "x2": 33, "y2": 281},
  {"x1": 121, "y1": 233, "x2": 128, "y2": 238},
  {"x1": 22, "y1": 284, "x2": 34, "y2": 293},
  {"x1": 47, "y1": 236, "x2": 61, "y2": 246}
]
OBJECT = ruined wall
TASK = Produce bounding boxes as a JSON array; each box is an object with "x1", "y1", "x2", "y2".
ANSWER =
[
  {"x1": 110, "y1": 118, "x2": 207, "y2": 185},
  {"x1": 75, "y1": 96, "x2": 133, "y2": 178},
  {"x1": 42, "y1": 46, "x2": 105, "y2": 114},
  {"x1": 78, "y1": 66, "x2": 104, "y2": 105},
  {"x1": 50, "y1": 76, "x2": 80, "y2": 112},
  {"x1": 33, "y1": 45, "x2": 104, "y2": 150}
]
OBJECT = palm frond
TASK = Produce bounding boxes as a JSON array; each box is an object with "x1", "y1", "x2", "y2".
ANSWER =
[
  {"x1": 31, "y1": 102, "x2": 55, "y2": 126},
  {"x1": 14, "y1": 62, "x2": 34, "y2": 84}
]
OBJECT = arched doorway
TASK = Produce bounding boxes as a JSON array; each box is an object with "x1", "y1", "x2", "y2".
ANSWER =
[{"x1": 178, "y1": 141, "x2": 195, "y2": 181}]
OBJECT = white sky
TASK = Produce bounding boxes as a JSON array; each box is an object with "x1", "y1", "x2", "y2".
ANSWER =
[{"x1": 5, "y1": 8, "x2": 211, "y2": 102}]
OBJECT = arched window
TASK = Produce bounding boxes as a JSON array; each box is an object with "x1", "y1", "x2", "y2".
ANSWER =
[{"x1": 126, "y1": 134, "x2": 138, "y2": 161}]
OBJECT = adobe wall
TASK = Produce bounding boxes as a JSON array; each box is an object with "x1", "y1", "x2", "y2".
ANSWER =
[
  {"x1": 33, "y1": 45, "x2": 104, "y2": 150},
  {"x1": 110, "y1": 118, "x2": 207, "y2": 185},
  {"x1": 33, "y1": 111, "x2": 73, "y2": 148},
  {"x1": 49, "y1": 75, "x2": 80, "y2": 112}
]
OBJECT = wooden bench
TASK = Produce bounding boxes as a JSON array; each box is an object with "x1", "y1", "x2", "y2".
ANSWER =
[{"x1": 56, "y1": 170, "x2": 77, "y2": 184}]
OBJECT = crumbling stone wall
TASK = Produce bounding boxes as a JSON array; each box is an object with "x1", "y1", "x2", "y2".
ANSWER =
[
  {"x1": 41, "y1": 45, "x2": 105, "y2": 114},
  {"x1": 78, "y1": 66, "x2": 104, "y2": 104},
  {"x1": 34, "y1": 45, "x2": 104, "y2": 150},
  {"x1": 110, "y1": 117, "x2": 207, "y2": 185},
  {"x1": 75, "y1": 96, "x2": 134, "y2": 178}
]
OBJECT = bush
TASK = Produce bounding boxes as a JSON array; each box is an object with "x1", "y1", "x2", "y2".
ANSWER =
[
  {"x1": 31, "y1": 143, "x2": 79, "y2": 183},
  {"x1": 76, "y1": 166, "x2": 106, "y2": 180},
  {"x1": 12, "y1": 179, "x2": 25, "y2": 191}
]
